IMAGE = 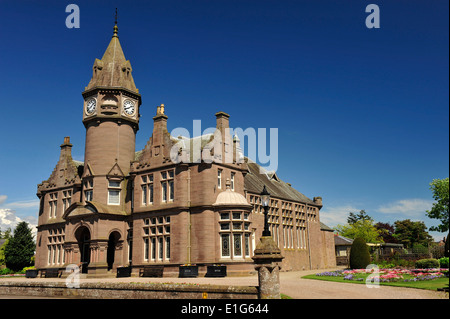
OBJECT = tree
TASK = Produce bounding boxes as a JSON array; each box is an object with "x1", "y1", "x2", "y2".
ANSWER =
[
  {"x1": 349, "y1": 237, "x2": 371, "y2": 269},
  {"x1": 445, "y1": 234, "x2": 449, "y2": 258},
  {"x1": 4, "y1": 222, "x2": 35, "y2": 271},
  {"x1": 347, "y1": 210, "x2": 373, "y2": 224},
  {"x1": 426, "y1": 178, "x2": 449, "y2": 233},
  {"x1": 393, "y1": 219, "x2": 433, "y2": 249},
  {"x1": 0, "y1": 227, "x2": 12, "y2": 239},
  {"x1": 0, "y1": 239, "x2": 8, "y2": 266},
  {"x1": 335, "y1": 219, "x2": 384, "y2": 243},
  {"x1": 375, "y1": 222, "x2": 398, "y2": 244}
]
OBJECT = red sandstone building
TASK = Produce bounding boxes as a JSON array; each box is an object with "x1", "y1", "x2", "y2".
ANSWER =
[{"x1": 35, "y1": 23, "x2": 336, "y2": 276}]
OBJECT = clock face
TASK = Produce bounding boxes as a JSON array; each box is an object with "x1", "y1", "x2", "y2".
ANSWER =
[
  {"x1": 123, "y1": 99, "x2": 135, "y2": 115},
  {"x1": 86, "y1": 98, "x2": 96, "y2": 114}
]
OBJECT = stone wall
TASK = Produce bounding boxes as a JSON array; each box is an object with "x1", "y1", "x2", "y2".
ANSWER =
[{"x1": 0, "y1": 281, "x2": 258, "y2": 299}]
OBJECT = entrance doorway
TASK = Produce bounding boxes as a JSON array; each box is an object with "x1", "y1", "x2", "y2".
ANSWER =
[
  {"x1": 76, "y1": 226, "x2": 91, "y2": 274},
  {"x1": 107, "y1": 231, "x2": 121, "y2": 271}
]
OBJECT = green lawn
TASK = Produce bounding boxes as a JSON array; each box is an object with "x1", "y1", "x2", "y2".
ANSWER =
[{"x1": 302, "y1": 273, "x2": 449, "y2": 291}]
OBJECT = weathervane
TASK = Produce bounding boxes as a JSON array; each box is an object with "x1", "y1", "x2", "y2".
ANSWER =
[{"x1": 113, "y1": 8, "x2": 119, "y2": 38}]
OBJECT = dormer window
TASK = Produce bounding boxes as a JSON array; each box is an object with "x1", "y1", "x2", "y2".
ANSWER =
[
  {"x1": 108, "y1": 180, "x2": 121, "y2": 205},
  {"x1": 84, "y1": 179, "x2": 93, "y2": 202}
]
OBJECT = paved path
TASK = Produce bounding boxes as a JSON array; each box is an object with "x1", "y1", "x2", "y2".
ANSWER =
[{"x1": 1, "y1": 268, "x2": 448, "y2": 299}]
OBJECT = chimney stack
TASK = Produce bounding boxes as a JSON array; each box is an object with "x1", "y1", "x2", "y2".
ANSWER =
[
  {"x1": 59, "y1": 136, "x2": 73, "y2": 160},
  {"x1": 215, "y1": 111, "x2": 230, "y2": 131}
]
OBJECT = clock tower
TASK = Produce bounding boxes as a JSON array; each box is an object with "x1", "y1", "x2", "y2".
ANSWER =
[{"x1": 81, "y1": 21, "x2": 141, "y2": 206}]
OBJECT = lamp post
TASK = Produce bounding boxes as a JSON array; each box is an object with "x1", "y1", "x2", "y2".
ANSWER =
[{"x1": 261, "y1": 186, "x2": 271, "y2": 237}]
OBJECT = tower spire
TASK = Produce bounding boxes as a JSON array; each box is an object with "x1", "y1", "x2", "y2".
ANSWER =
[{"x1": 84, "y1": 8, "x2": 139, "y2": 93}]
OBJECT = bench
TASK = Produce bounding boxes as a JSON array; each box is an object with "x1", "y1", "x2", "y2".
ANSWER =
[
  {"x1": 139, "y1": 265, "x2": 164, "y2": 277},
  {"x1": 40, "y1": 268, "x2": 61, "y2": 278}
]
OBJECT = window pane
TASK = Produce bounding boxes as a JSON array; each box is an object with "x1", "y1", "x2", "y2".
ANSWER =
[
  {"x1": 234, "y1": 234, "x2": 242, "y2": 256},
  {"x1": 166, "y1": 237, "x2": 170, "y2": 259},
  {"x1": 221, "y1": 234, "x2": 230, "y2": 257},
  {"x1": 142, "y1": 185, "x2": 147, "y2": 204},
  {"x1": 144, "y1": 238, "x2": 149, "y2": 260},
  {"x1": 151, "y1": 238, "x2": 156, "y2": 259},
  {"x1": 169, "y1": 180, "x2": 174, "y2": 201},
  {"x1": 245, "y1": 234, "x2": 250, "y2": 256},
  {"x1": 220, "y1": 212, "x2": 230, "y2": 220},
  {"x1": 162, "y1": 182, "x2": 167, "y2": 201},
  {"x1": 231, "y1": 173, "x2": 235, "y2": 190},
  {"x1": 109, "y1": 190, "x2": 120, "y2": 204},
  {"x1": 149, "y1": 184, "x2": 153, "y2": 203},
  {"x1": 109, "y1": 180, "x2": 120, "y2": 188},
  {"x1": 158, "y1": 237, "x2": 163, "y2": 259}
]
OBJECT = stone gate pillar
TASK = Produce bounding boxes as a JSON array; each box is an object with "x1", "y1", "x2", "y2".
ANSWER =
[{"x1": 252, "y1": 236, "x2": 284, "y2": 299}]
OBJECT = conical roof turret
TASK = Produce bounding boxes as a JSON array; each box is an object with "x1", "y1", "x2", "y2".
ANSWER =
[{"x1": 85, "y1": 20, "x2": 138, "y2": 93}]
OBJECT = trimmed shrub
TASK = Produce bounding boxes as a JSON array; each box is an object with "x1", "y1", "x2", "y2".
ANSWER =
[
  {"x1": 349, "y1": 237, "x2": 371, "y2": 269},
  {"x1": 439, "y1": 257, "x2": 449, "y2": 269},
  {"x1": 0, "y1": 268, "x2": 13, "y2": 275},
  {"x1": 415, "y1": 258, "x2": 439, "y2": 269}
]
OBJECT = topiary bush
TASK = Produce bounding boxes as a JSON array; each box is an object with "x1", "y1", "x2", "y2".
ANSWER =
[
  {"x1": 415, "y1": 258, "x2": 440, "y2": 269},
  {"x1": 349, "y1": 237, "x2": 371, "y2": 269}
]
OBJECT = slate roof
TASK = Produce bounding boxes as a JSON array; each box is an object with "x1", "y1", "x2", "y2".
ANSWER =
[
  {"x1": 244, "y1": 158, "x2": 316, "y2": 205},
  {"x1": 85, "y1": 23, "x2": 138, "y2": 93},
  {"x1": 320, "y1": 222, "x2": 334, "y2": 232},
  {"x1": 335, "y1": 235, "x2": 353, "y2": 246}
]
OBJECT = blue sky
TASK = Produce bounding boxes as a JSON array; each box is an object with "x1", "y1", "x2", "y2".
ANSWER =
[{"x1": 0, "y1": 0, "x2": 448, "y2": 240}]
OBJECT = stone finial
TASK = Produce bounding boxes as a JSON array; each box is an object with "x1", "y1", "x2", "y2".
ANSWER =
[
  {"x1": 156, "y1": 104, "x2": 165, "y2": 115},
  {"x1": 313, "y1": 196, "x2": 323, "y2": 206},
  {"x1": 225, "y1": 178, "x2": 231, "y2": 190}
]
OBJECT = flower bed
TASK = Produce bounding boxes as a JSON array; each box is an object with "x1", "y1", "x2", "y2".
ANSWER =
[{"x1": 315, "y1": 268, "x2": 446, "y2": 283}]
